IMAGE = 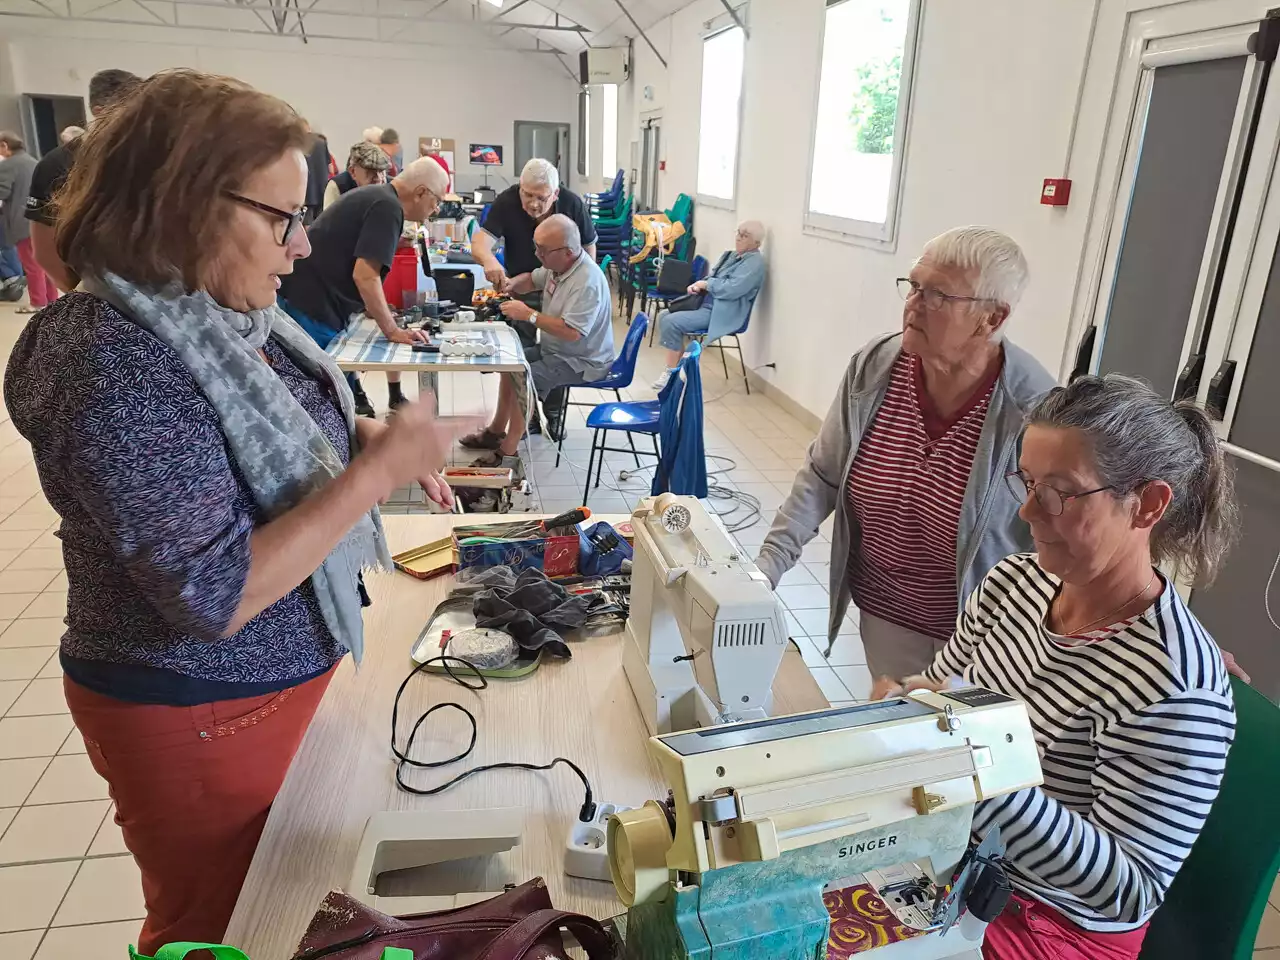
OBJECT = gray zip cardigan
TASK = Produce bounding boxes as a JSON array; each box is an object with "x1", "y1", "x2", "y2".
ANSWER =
[{"x1": 755, "y1": 332, "x2": 1056, "y2": 651}]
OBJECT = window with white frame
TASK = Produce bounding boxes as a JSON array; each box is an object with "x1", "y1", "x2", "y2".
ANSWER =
[
  {"x1": 602, "y1": 83, "x2": 618, "y2": 183},
  {"x1": 696, "y1": 26, "x2": 745, "y2": 202},
  {"x1": 807, "y1": 0, "x2": 920, "y2": 243}
]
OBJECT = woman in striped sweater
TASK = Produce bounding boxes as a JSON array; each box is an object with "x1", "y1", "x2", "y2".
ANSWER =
[{"x1": 889, "y1": 375, "x2": 1238, "y2": 959}]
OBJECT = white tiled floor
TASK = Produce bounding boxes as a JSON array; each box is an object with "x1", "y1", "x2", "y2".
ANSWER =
[{"x1": 0, "y1": 294, "x2": 1276, "y2": 957}]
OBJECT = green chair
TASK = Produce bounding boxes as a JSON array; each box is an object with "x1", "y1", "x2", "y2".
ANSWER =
[{"x1": 1138, "y1": 676, "x2": 1280, "y2": 959}]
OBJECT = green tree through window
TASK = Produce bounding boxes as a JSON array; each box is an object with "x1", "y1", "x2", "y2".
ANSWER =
[{"x1": 848, "y1": 53, "x2": 901, "y2": 155}]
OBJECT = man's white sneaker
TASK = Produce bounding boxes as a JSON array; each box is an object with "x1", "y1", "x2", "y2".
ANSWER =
[{"x1": 650, "y1": 369, "x2": 673, "y2": 392}]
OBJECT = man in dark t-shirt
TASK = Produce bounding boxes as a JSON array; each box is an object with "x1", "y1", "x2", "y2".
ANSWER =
[
  {"x1": 473, "y1": 158, "x2": 596, "y2": 290},
  {"x1": 25, "y1": 68, "x2": 141, "y2": 292},
  {"x1": 278, "y1": 157, "x2": 448, "y2": 416}
]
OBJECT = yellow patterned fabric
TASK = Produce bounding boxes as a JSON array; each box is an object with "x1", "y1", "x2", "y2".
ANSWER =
[{"x1": 823, "y1": 883, "x2": 928, "y2": 957}]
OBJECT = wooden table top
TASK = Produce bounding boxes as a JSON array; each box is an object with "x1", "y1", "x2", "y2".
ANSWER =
[{"x1": 223, "y1": 513, "x2": 828, "y2": 959}]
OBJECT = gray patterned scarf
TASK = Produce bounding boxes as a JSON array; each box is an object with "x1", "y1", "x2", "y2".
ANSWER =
[{"x1": 82, "y1": 271, "x2": 391, "y2": 664}]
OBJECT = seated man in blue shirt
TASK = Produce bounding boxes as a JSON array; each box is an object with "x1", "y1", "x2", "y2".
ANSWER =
[
  {"x1": 652, "y1": 219, "x2": 766, "y2": 391},
  {"x1": 462, "y1": 214, "x2": 615, "y2": 475}
]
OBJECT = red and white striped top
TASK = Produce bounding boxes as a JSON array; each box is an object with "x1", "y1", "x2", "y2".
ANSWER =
[{"x1": 846, "y1": 352, "x2": 1001, "y2": 640}]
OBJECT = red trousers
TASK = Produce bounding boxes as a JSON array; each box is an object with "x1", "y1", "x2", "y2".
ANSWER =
[
  {"x1": 16, "y1": 237, "x2": 58, "y2": 307},
  {"x1": 64, "y1": 667, "x2": 336, "y2": 954},
  {"x1": 983, "y1": 895, "x2": 1147, "y2": 960}
]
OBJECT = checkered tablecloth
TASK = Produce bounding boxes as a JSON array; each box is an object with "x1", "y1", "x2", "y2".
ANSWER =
[{"x1": 326, "y1": 319, "x2": 527, "y2": 373}]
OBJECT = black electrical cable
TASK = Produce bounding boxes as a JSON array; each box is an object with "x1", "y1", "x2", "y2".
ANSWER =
[{"x1": 389, "y1": 654, "x2": 597, "y2": 823}]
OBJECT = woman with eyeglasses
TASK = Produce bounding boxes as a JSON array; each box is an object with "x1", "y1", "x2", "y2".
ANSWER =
[
  {"x1": 757, "y1": 226, "x2": 1055, "y2": 682},
  {"x1": 881, "y1": 375, "x2": 1238, "y2": 960},
  {"x1": 3, "y1": 70, "x2": 457, "y2": 952}
]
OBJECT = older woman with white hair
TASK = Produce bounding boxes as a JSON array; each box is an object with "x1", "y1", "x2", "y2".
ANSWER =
[
  {"x1": 651, "y1": 219, "x2": 766, "y2": 390},
  {"x1": 756, "y1": 226, "x2": 1055, "y2": 680}
]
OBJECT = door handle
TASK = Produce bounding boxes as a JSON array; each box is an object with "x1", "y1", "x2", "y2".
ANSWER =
[
  {"x1": 1174, "y1": 351, "x2": 1206, "y2": 402},
  {"x1": 1206, "y1": 360, "x2": 1237, "y2": 420},
  {"x1": 1069, "y1": 326, "x2": 1096, "y2": 381}
]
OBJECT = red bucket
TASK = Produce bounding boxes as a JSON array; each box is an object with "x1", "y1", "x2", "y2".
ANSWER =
[{"x1": 382, "y1": 248, "x2": 419, "y2": 310}]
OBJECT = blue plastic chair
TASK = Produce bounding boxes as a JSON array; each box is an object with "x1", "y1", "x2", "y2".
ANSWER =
[
  {"x1": 581, "y1": 342, "x2": 700, "y2": 506},
  {"x1": 695, "y1": 293, "x2": 757, "y2": 394},
  {"x1": 556, "y1": 313, "x2": 649, "y2": 468},
  {"x1": 646, "y1": 254, "x2": 710, "y2": 346}
]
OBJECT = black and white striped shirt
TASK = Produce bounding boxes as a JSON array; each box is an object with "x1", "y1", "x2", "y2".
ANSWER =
[{"x1": 923, "y1": 553, "x2": 1235, "y2": 932}]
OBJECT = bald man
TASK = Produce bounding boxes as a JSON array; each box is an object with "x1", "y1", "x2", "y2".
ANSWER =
[
  {"x1": 280, "y1": 156, "x2": 448, "y2": 416},
  {"x1": 462, "y1": 214, "x2": 615, "y2": 473}
]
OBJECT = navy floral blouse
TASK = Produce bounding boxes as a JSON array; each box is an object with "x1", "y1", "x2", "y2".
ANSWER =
[{"x1": 4, "y1": 293, "x2": 349, "y2": 705}]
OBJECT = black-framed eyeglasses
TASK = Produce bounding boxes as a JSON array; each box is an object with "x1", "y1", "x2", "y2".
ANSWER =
[
  {"x1": 897, "y1": 277, "x2": 992, "y2": 311},
  {"x1": 1005, "y1": 470, "x2": 1114, "y2": 517},
  {"x1": 224, "y1": 192, "x2": 306, "y2": 245}
]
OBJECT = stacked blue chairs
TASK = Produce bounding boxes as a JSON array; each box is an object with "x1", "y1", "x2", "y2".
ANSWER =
[{"x1": 586, "y1": 170, "x2": 624, "y2": 217}]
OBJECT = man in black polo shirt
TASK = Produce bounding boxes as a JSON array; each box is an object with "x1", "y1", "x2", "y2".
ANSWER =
[
  {"x1": 472, "y1": 158, "x2": 596, "y2": 431},
  {"x1": 278, "y1": 157, "x2": 448, "y2": 417},
  {"x1": 25, "y1": 68, "x2": 141, "y2": 292},
  {"x1": 472, "y1": 157, "x2": 596, "y2": 298}
]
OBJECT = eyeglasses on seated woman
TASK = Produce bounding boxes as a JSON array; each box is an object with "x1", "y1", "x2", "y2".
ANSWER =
[{"x1": 878, "y1": 374, "x2": 1239, "y2": 960}]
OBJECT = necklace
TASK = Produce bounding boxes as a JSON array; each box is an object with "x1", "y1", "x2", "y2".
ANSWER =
[{"x1": 1058, "y1": 571, "x2": 1157, "y2": 637}]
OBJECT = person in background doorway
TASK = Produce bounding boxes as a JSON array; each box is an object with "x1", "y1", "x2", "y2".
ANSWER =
[
  {"x1": 378, "y1": 127, "x2": 402, "y2": 177},
  {"x1": 25, "y1": 67, "x2": 141, "y2": 292},
  {"x1": 4, "y1": 68, "x2": 457, "y2": 952},
  {"x1": 323, "y1": 141, "x2": 389, "y2": 210},
  {"x1": 302, "y1": 130, "x2": 334, "y2": 225},
  {"x1": 0, "y1": 131, "x2": 33, "y2": 299},
  {"x1": 60, "y1": 125, "x2": 85, "y2": 144},
  {"x1": 651, "y1": 219, "x2": 767, "y2": 391},
  {"x1": 461, "y1": 214, "x2": 614, "y2": 469},
  {"x1": 278, "y1": 156, "x2": 448, "y2": 416},
  {"x1": 0, "y1": 132, "x2": 54, "y2": 313}
]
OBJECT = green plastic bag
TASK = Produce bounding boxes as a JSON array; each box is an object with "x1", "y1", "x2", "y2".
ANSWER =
[{"x1": 130, "y1": 946, "x2": 413, "y2": 960}]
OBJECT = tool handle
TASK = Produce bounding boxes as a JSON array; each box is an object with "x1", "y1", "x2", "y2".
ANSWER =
[{"x1": 541, "y1": 507, "x2": 592, "y2": 532}]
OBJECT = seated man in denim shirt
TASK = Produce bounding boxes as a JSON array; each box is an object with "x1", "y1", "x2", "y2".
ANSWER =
[{"x1": 462, "y1": 213, "x2": 615, "y2": 474}]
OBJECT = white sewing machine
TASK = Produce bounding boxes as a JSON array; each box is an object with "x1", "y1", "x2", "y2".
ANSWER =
[
  {"x1": 608, "y1": 689, "x2": 1043, "y2": 959},
  {"x1": 624, "y1": 494, "x2": 788, "y2": 734}
]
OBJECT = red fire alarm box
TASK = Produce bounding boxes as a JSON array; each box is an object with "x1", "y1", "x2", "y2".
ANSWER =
[{"x1": 1041, "y1": 178, "x2": 1071, "y2": 206}]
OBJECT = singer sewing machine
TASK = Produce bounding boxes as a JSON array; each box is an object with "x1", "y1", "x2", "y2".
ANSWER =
[
  {"x1": 607, "y1": 690, "x2": 1042, "y2": 959},
  {"x1": 624, "y1": 494, "x2": 789, "y2": 734}
]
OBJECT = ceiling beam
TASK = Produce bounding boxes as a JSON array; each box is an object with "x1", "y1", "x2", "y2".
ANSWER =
[
  {"x1": 717, "y1": 0, "x2": 745, "y2": 38},
  {"x1": 608, "y1": 0, "x2": 664, "y2": 67},
  {"x1": 0, "y1": 3, "x2": 581, "y2": 45},
  {"x1": 490, "y1": 0, "x2": 532, "y2": 19}
]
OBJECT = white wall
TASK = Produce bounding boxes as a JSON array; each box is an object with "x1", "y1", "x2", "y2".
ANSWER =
[
  {"x1": 617, "y1": 0, "x2": 1101, "y2": 419},
  {"x1": 0, "y1": 21, "x2": 584, "y2": 195}
]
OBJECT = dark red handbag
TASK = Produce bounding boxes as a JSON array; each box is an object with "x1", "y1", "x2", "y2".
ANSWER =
[{"x1": 290, "y1": 878, "x2": 617, "y2": 960}]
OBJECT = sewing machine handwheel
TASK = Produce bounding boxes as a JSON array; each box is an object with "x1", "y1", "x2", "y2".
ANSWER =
[
  {"x1": 607, "y1": 801, "x2": 673, "y2": 907},
  {"x1": 653, "y1": 493, "x2": 692, "y2": 534}
]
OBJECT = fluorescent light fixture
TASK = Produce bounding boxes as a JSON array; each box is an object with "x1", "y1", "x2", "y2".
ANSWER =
[{"x1": 481, "y1": 0, "x2": 502, "y2": 6}]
